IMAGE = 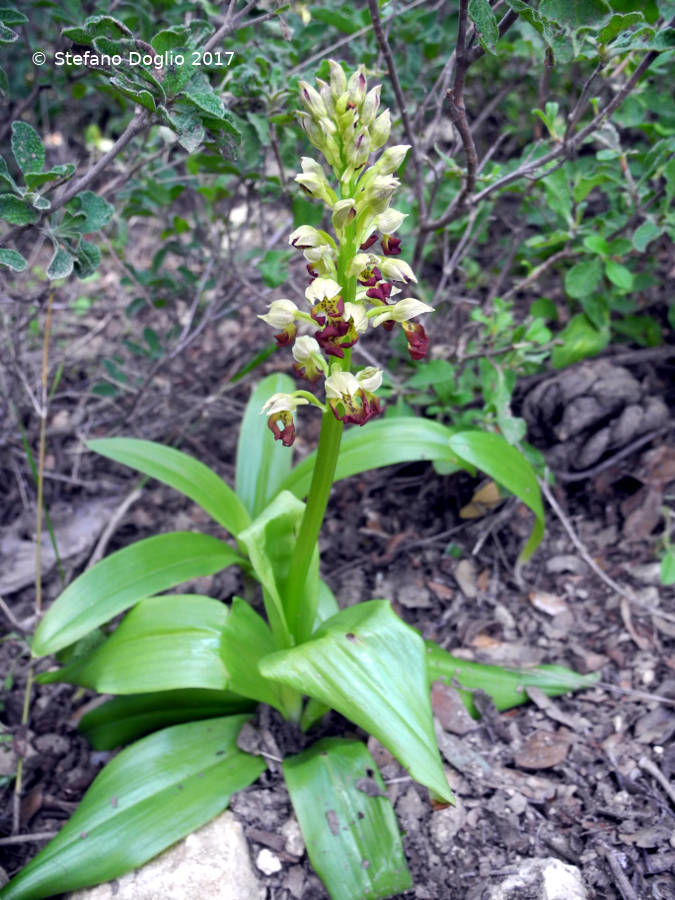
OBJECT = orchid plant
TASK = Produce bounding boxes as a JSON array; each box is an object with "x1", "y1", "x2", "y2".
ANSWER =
[{"x1": 1, "y1": 63, "x2": 598, "y2": 900}]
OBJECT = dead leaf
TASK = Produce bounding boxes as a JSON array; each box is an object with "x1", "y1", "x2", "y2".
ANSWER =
[
  {"x1": 460, "y1": 480, "x2": 503, "y2": 519},
  {"x1": 428, "y1": 580, "x2": 454, "y2": 601},
  {"x1": 454, "y1": 559, "x2": 478, "y2": 598},
  {"x1": 431, "y1": 682, "x2": 480, "y2": 735},
  {"x1": 514, "y1": 729, "x2": 571, "y2": 770},
  {"x1": 529, "y1": 590, "x2": 569, "y2": 616}
]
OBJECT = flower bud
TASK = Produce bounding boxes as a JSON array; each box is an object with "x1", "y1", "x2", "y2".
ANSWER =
[
  {"x1": 347, "y1": 67, "x2": 367, "y2": 108},
  {"x1": 299, "y1": 81, "x2": 328, "y2": 119},
  {"x1": 258, "y1": 298, "x2": 299, "y2": 329},
  {"x1": 378, "y1": 257, "x2": 417, "y2": 284},
  {"x1": 289, "y1": 225, "x2": 327, "y2": 249},
  {"x1": 376, "y1": 208, "x2": 406, "y2": 234},
  {"x1": 295, "y1": 156, "x2": 337, "y2": 206},
  {"x1": 346, "y1": 128, "x2": 371, "y2": 169},
  {"x1": 356, "y1": 366, "x2": 382, "y2": 393},
  {"x1": 377, "y1": 145, "x2": 410, "y2": 176},
  {"x1": 370, "y1": 297, "x2": 432, "y2": 327},
  {"x1": 360, "y1": 85, "x2": 381, "y2": 127},
  {"x1": 328, "y1": 59, "x2": 347, "y2": 100},
  {"x1": 363, "y1": 174, "x2": 399, "y2": 216},
  {"x1": 297, "y1": 112, "x2": 326, "y2": 151},
  {"x1": 369, "y1": 109, "x2": 391, "y2": 150},
  {"x1": 332, "y1": 198, "x2": 357, "y2": 234},
  {"x1": 292, "y1": 335, "x2": 328, "y2": 382}
]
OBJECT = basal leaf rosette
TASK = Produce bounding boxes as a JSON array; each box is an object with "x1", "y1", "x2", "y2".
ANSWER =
[{"x1": 258, "y1": 61, "x2": 434, "y2": 446}]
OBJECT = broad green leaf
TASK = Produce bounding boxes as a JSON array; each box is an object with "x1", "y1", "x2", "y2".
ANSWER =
[
  {"x1": 604, "y1": 259, "x2": 633, "y2": 290},
  {"x1": 67, "y1": 191, "x2": 114, "y2": 232},
  {"x1": 580, "y1": 294, "x2": 609, "y2": 331},
  {"x1": 426, "y1": 642, "x2": 600, "y2": 717},
  {"x1": 11, "y1": 121, "x2": 45, "y2": 174},
  {"x1": 539, "y1": 0, "x2": 610, "y2": 27},
  {"x1": 38, "y1": 595, "x2": 229, "y2": 693},
  {"x1": 73, "y1": 239, "x2": 101, "y2": 279},
  {"x1": 0, "y1": 156, "x2": 17, "y2": 191},
  {"x1": 238, "y1": 491, "x2": 318, "y2": 647},
  {"x1": 0, "y1": 7, "x2": 28, "y2": 26},
  {"x1": 0, "y1": 194, "x2": 39, "y2": 226},
  {"x1": 220, "y1": 597, "x2": 285, "y2": 711},
  {"x1": 109, "y1": 76, "x2": 157, "y2": 112},
  {"x1": 32, "y1": 532, "x2": 245, "y2": 656},
  {"x1": 284, "y1": 739, "x2": 411, "y2": 900},
  {"x1": 447, "y1": 431, "x2": 544, "y2": 563},
  {"x1": 552, "y1": 313, "x2": 610, "y2": 368},
  {"x1": 0, "y1": 21, "x2": 16, "y2": 42},
  {"x1": 468, "y1": 0, "x2": 499, "y2": 50},
  {"x1": 87, "y1": 438, "x2": 251, "y2": 536},
  {"x1": 564, "y1": 258, "x2": 603, "y2": 299},
  {"x1": 582, "y1": 233, "x2": 609, "y2": 256},
  {"x1": 0, "y1": 717, "x2": 264, "y2": 900},
  {"x1": 47, "y1": 246, "x2": 74, "y2": 280},
  {"x1": 78, "y1": 689, "x2": 255, "y2": 750},
  {"x1": 279, "y1": 418, "x2": 465, "y2": 501},
  {"x1": 597, "y1": 11, "x2": 644, "y2": 43},
  {"x1": 24, "y1": 163, "x2": 76, "y2": 190},
  {"x1": 235, "y1": 372, "x2": 295, "y2": 517},
  {"x1": 182, "y1": 70, "x2": 225, "y2": 118},
  {"x1": 632, "y1": 220, "x2": 663, "y2": 252},
  {"x1": 61, "y1": 14, "x2": 131, "y2": 45},
  {"x1": 260, "y1": 601, "x2": 453, "y2": 804},
  {"x1": 0, "y1": 247, "x2": 26, "y2": 271},
  {"x1": 164, "y1": 104, "x2": 205, "y2": 152}
]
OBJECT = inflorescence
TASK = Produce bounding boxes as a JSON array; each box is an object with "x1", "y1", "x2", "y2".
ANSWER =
[{"x1": 259, "y1": 61, "x2": 433, "y2": 447}]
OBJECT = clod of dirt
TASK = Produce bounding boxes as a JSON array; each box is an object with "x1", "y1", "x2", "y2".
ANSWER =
[{"x1": 521, "y1": 361, "x2": 669, "y2": 472}]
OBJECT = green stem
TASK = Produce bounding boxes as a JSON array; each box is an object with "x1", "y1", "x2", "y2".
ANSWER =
[{"x1": 284, "y1": 405, "x2": 344, "y2": 641}]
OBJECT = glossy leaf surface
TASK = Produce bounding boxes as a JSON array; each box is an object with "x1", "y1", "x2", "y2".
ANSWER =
[
  {"x1": 0, "y1": 717, "x2": 264, "y2": 900},
  {"x1": 236, "y1": 373, "x2": 295, "y2": 517},
  {"x1": 220, "y1": 597, "x2": 285, "y2": 711},
  {"x1": 426, "y1": 642, "x2": 601, "y2": 717},
  {"x1": 33, "y1": 532, "x2": 244, "y2": 656},
  {"x1": 38, "y1": 595, "x2": 228, "y2": 693},
  {"x1": 284, "y1": 738, "x2": 411, "y2": 900},
  {"x1": 260, "y1": 601, "x2": 453, "y2": 803},
  {"x1": 447, "y1": 431, "x2": 545, "y2": 562},
  {"x1": 78, "y1": 689, "x2": 255, "y2": 750},
  {"x1": 238, "y1": 491, "x2": 318, "y2": 648},
  {"x1": 278, "y1": 418, "x2": 465, "y2": 501},
  {"x1": 87, "y1": 438, "x2": 251, "y2": 536}
]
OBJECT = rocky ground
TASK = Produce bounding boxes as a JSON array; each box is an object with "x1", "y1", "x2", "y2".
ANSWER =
[{"x1": 0, "y1": 267, "x2": 674, "y2": 899}]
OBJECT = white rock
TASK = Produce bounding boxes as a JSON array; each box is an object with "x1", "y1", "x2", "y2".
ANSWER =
[
  {"x1": 486, "y1": 857, "x2": 588, "y2": 900},
  {"x1": 69, "y1": 811, "x2": 264, "y2": 900},
  {"x1": 255, "y1": 848, "x2": 282, "y2": 875},
  {"x1": 281, "y1": 817, "x2": 305, "y2": 857}
]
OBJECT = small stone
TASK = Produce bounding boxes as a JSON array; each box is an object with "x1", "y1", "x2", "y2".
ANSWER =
[
  {"x1": 69, "y1": 811, "x2": 264, "y2": 899},
  {"x1": 454, "y1": 559, "x2": 478, "y2": 598},
  {"x1": 398, "y1": 582, "x2": 432, "y2": 609},
  {"x1": 256, "y1": 849, "x2": 282, "y2": 876},
  {"x1": 430, "y1": 800, "x2": 466, "y2": 848},
  {"x1": 485, "y1": 857, "x2": 588, "y2": 899},
  {"x1": 281, "y1": 818, "x2": 305, "y2": 858},
  {"x1": 285, "y1": 865, "x2": 305, "y2": 899},
  {"x1": 34, "y1": 733, "x2": 70, "y2": 756}
]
